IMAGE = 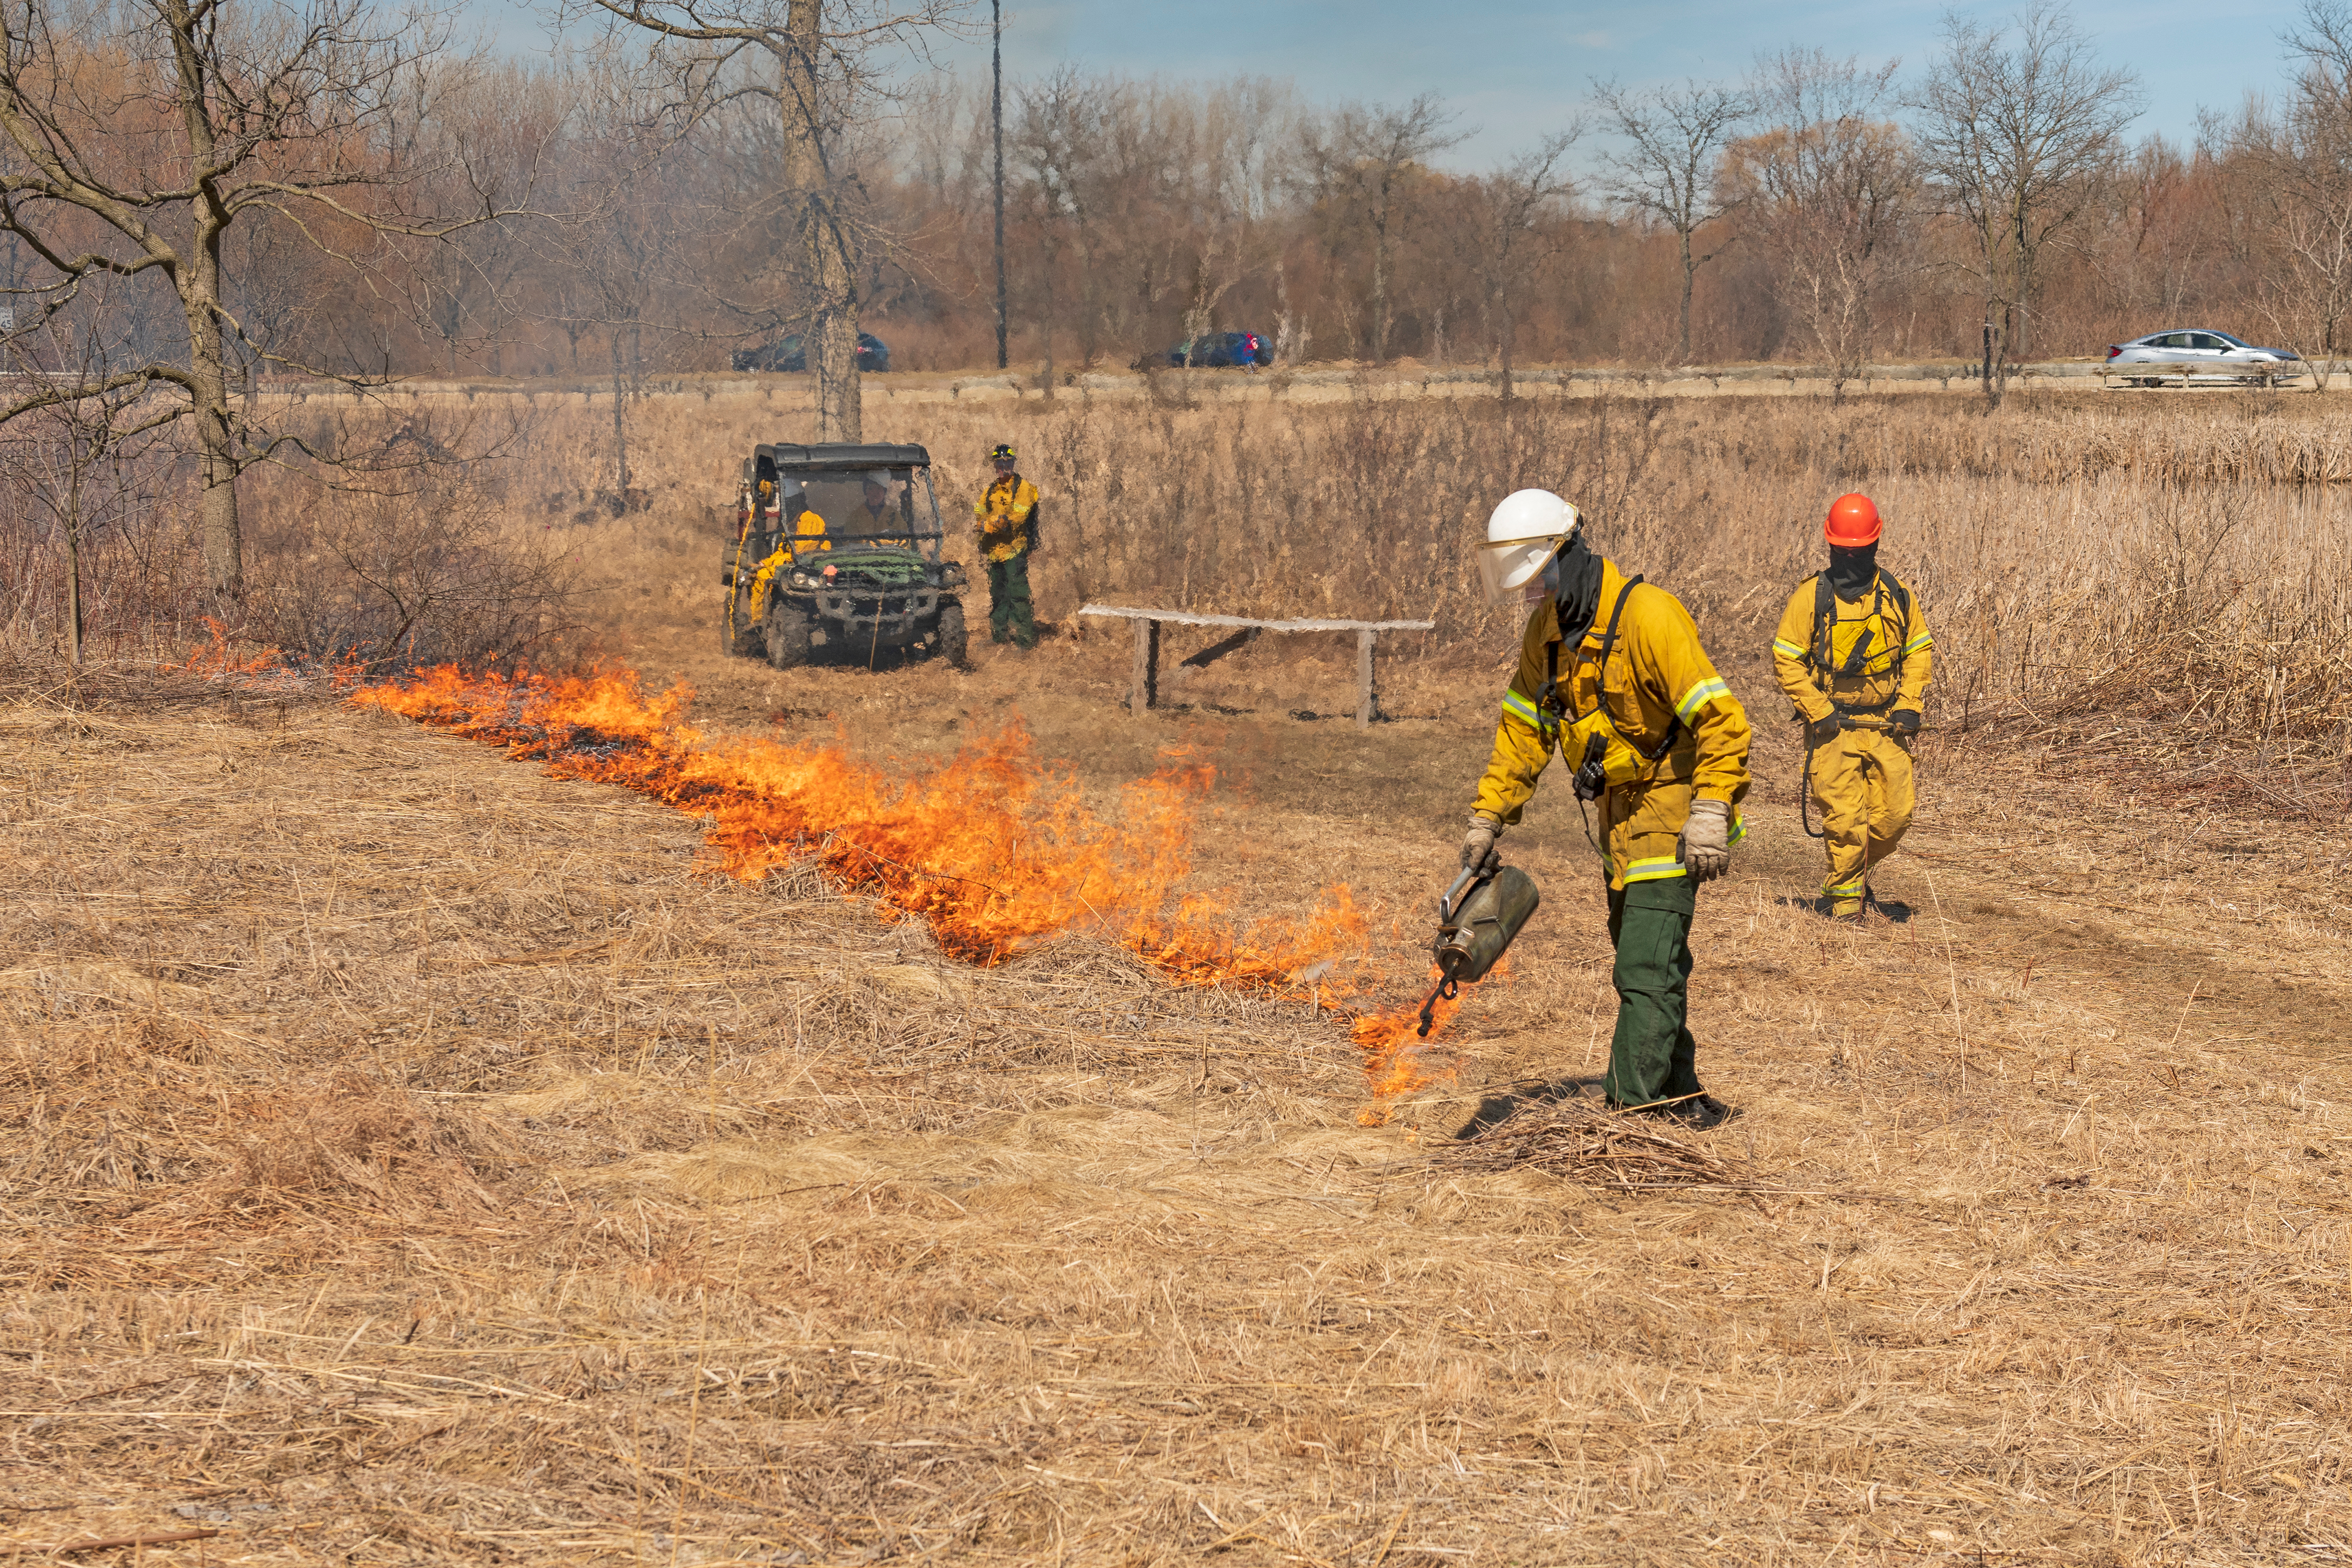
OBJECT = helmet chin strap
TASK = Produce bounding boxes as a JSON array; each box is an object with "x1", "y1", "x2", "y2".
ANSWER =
[{"x1": 1551, "y1": 535, "x2": 1606, "y2": 645}]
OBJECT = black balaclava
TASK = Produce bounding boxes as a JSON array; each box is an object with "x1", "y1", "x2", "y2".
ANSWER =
[
  {"x1": 1552, "y1": 535, "x2": 1608, "y2": 647},
  {"x1": 1827, "y1": 542, "x2": 1878, "y2": 601}
]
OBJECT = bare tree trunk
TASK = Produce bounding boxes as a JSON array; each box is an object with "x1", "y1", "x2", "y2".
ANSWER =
[
  {"x1": 65, "y1": 522, "x2": 83, "y2": 668},
  {"x1": 1677, "y1": 228, "x2": 1695, "y2": 364},
  {"x1": 609, "y1": 332, "x2": 629, "y2": 503},
  {"x1": 186, "y1": 232, "x2": 243, "y2": 609},
  {"x1": 784, "y1": 0, "x2": 860, "y2": 441}
]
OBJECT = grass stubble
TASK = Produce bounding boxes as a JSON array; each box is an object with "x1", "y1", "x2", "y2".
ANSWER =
[{"x1": 3, "y1": 386, "x2": 2351, "y2": 1565}]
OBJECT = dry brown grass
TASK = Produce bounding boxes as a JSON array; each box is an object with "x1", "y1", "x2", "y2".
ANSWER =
[
  {"x1": 232, "y1": 378, "x2": 2352, "y2": 782},
  {"x1": 5, "y1": 387, "x2": 2352, "y2": 1563},
  {"x1": 4, "y1": 615, "x2": 2350, "y2": 1563}
]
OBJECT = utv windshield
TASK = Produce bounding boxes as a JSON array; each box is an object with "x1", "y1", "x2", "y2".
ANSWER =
[{"x1": 789, "y1": 467, "x2": 944, "y2": 558}]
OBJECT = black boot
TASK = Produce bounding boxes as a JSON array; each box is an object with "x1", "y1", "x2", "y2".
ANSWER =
[{"x1": 1666, "y1": 1093, "x2": 1736, "y2": 1130}]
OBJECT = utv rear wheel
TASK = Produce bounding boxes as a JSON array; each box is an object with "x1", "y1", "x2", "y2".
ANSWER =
[
  {"x1": 935, "y1": 601, "x2": 967, "y2": 668},
  {"x1": 765, "y1": 604, "x2": 813, "y2": 670}
]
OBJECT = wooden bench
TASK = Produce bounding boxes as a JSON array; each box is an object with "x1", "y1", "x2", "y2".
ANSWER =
[{"x1": 1077, "y1": 604, "x2": 1436, "y2": 729}]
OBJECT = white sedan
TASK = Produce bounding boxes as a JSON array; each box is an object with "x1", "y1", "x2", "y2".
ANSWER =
[{"x1": 2105, "y1": 329, "x2": 2303, "y2": 383}]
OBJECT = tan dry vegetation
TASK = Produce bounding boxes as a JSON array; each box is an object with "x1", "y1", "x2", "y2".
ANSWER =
[
  {"x1": 6, "y1": 389, "x2": 2352, "y2": 1564},
  {"x1": 409, "y1": 380, "x2": 2352, "y2": 787}
]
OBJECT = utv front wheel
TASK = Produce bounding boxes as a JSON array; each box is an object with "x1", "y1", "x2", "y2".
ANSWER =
[
  {"x1": 765, "y1": 604, "x2": 813, "y2": 670},
  {"x1": 935, "y1": 600, "x2": 967, "y2": 669}
]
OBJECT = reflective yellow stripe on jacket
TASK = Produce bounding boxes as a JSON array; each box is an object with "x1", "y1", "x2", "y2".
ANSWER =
[
  {"x1": 1674, "y1": 675, "x2": 1732, "y2": 722},
  {"x1": 1771, "y1": 571, "x2": 1935, "y2": 725},
  {"x1": 1473, "y1": 557, "x2": 1752, "y2": 892},
  {"x1": 1604, "y1": 813, "x2": 1749, "y2": 883}
]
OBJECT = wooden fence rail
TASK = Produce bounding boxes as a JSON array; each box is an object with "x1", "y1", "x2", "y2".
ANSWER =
[{"x1": 1077, "y1": 605, "x2": 1436, "y2": 729}]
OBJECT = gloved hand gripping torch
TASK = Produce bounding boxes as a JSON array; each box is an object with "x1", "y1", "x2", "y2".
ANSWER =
[{"x1": 1417, "y1": 857, "x2": 1542, "y2": 1038}]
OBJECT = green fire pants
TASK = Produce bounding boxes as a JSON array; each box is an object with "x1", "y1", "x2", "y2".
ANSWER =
[
  {"x1": 986, "y1": 551, "x2": 1034, "y2": 647},
  {"x1": 1601, "y1": 877, "x2": 1705, "y2": 1109}
]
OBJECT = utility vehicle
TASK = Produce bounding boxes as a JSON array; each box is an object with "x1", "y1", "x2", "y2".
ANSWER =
[{"x1": 719, "y1": 443, "x2": 966, "y2": 669}]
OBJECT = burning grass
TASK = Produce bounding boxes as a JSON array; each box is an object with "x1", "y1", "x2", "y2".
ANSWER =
[{"x1": 349, "y1": 662, "x2": 1413, "y2": 1044}]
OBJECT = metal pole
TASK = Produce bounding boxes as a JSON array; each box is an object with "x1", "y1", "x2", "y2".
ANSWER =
[{"x1": 992, "y1": 0, "x2": 1008, "y2": 371}]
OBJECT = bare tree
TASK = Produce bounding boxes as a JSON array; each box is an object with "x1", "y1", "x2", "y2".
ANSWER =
[
  {"x1": 1463, "y1": 132, "x2": 1578, "y2": 400},
  {"x1": 1911, "y1": 4, "x2": 2142, "y2": 406},
  {"x1": 1175, "y1": 80, "x2": 1289, "y2": 368},
  {"x1": 1, "y1": 297, "x2": 180, "y2": 665},
  {"x1": 535, "y1": 54, "x2": 696, "y2": 504},
  {"x1": 396, "y1": 61, "x2": 568, "y2": 377},
  {"x1": 2222, "y1": 1, "x2": 2352, "y2": 388},
  {"x1": 1296, "y1": 94, "x2": 1465, "y2": 364},
  {"x1": 1009, "y1": 67, "x2": 1096, "y2": 383},
  {"x1": 0, "y1": 0, "x2": 536, "y2": 612},
  {"x1": 572, "y1": 0, "x2": 969, "y2": 441},
  {"x1": 1592, "y1": 77, "x2": 1753, "y2": 364},
  {"x1": 2097, "y1": 136, "x2": 2210, "y2": 328},
  {"x1": 1732, "y1": 50, "x2": 1917, "y2": 399}
]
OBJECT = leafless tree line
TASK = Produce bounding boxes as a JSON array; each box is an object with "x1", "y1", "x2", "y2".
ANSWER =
[{"x1": 15, "y1": 0, "x2": 2352, "y2": 664}]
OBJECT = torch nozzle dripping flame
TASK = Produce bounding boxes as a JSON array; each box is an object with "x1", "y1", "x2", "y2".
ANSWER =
[{"x1": 1415, "y1": 958, "x2": 1466, "y2": 1038}]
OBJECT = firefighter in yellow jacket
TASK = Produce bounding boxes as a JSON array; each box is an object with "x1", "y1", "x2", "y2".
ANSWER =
[
  {"x1": 973, "y1": 442, "x2": 1041, "y2": 649},
  {"x1": 741, "y1": 478, "x2": 829, "y2": 625},
  {"x1": 1462, "y1": 490, "x2": 1752, "y2": 1128},
  {"x1": 729, "y1": 478, "x2": 831, "y2": 650},
  {"x1": 1771, "y1": 493, "x2": 1934, "y2": 920}
]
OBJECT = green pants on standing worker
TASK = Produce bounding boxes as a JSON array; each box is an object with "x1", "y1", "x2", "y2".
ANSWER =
[
  {"x1": 974, "y1": 442, "x2": 1042, "y2": 651},
  {"x1": 986, "y1": 551, "x2": 1034, "y2": 648},
  {"x1": 1604, "y1": 879, "x2": 1701, "y2": 1110}
]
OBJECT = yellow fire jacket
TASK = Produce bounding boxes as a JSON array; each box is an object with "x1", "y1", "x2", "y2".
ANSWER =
[
  {"x1": 1473, "y1": 557, "x2": 1752, "y2": 889},
  {"x1": 1770, "y1": 568, "x2": 1933, "y2": 724},
  {"x1": 974, "y1": 476, "x2": 1040, "y2": 562},
  {"x1": 745, "y1": 509, "x2": 831, "y2": 621}
]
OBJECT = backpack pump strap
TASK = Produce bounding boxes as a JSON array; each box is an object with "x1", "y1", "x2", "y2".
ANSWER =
[{"x1": 1809, "y1": 568, "x2": 1908, "y2": 718}]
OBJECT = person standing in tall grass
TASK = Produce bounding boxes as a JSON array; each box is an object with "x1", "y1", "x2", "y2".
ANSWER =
[
  {"x1": 1461, "y1": 490, "x2": 1751, "y2": 1130},
  {"x1": 1771, "y1": 493, "x2": 1935, "y2": 921},
  {"x1": 973, "y1": 442, "x2": 1041, "y2": 650}
]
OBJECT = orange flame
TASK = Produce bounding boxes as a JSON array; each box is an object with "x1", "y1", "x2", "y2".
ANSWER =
[
  {"x1": 353, "y1": 664, "x2": 1367, "y2": 983},
  {"x1": 163, "y1": 621, "x2": 365, "y2": 688},
  {"x1": 1348, "y1": 969, "x2": 1461, "y2": 1126}
]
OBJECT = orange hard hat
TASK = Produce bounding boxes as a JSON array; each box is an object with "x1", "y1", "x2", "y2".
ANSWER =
[{"x1": 1825, "y1": 493, "x2": 1882, "y2": 546}]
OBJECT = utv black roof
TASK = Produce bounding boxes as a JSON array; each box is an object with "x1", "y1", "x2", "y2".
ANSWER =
[{"x1": 753, "y1": 443, "x2": 932, "y2": 472}]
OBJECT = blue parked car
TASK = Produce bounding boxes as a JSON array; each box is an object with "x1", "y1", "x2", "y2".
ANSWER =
[
  {"x1": 733, "y1": 332, "x2": 890, "y2": 373},
  {"x1": 1158, "y1": 331, "x2": 1272, "y2": 368}
]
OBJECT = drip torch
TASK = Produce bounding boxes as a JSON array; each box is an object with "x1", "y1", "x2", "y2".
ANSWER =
[{"x1": 1416, "y1": 856, "x2": 1542, "y2": 1037}]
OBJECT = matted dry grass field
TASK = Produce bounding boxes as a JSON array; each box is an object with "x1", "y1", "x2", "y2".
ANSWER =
[{"x1": 5, "y1": 386, "x2": 2351, "y2": 1565}]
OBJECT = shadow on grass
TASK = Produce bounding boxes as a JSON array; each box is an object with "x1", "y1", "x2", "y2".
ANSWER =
[
  {"x1": 1770, "y1": 892, "x2": 1914, "y2": 924},
  {"x1": 1454, "y1": 1074, "x2": 1605, "y2": 1140}
]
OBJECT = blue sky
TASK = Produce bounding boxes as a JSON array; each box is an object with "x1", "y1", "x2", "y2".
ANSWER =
[{"x1": 475, "y1": 0, "x2": 2301, "y2": 168}]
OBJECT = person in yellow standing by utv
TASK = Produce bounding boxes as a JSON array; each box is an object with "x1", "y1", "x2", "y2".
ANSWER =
[
  {"x1": 973, "y1": 442, "x2": 1041, "y2": 649},
  {"x1": 1771, "y1": 493, "x2": 1934, "y2": 921},
  {"x1": 1461, "y1": 490, "x2": 1753, "y2": 1128},
  {"x1": 736, "y1": 478, "x2": 831, "y2": 633}
]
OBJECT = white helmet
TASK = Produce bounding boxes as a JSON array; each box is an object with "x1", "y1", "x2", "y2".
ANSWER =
[{"x1": 1478, "y1": 489, "x2": 1581, "y2": 607}]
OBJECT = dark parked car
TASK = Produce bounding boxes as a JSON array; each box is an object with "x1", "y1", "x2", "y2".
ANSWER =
[
  {"x1": 732, "y1": 332, "x2": 890, "y2": 373},
  {"x1": 1156, "y1": 330, "x2": 1272, "y2": 368}
]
